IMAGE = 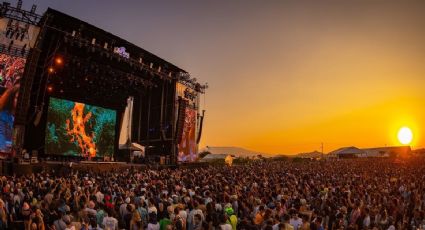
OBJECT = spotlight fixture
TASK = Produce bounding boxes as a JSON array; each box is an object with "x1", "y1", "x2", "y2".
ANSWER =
[{"x1": 54, "y1": 57, "x2": 63, "y2": 65}]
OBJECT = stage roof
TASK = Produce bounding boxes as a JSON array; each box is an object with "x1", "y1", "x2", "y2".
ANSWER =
[{"x1": 43, "y1": 8, "x2": 187, "y2": 74}]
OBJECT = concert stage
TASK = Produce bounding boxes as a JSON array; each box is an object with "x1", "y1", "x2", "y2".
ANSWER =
[{"x1": 0, "y1": 2, "x2": 206, "y2": 167}]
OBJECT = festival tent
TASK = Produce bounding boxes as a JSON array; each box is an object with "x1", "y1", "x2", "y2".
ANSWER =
[
  {"x1": 362, "y1": 146, "x2": 411, "y2": 158},
  {"x1": 328, "y1": 146, "x2": 365, "y2": 158}
]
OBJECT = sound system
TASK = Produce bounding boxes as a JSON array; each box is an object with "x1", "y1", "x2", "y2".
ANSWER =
[{"x1": 175, "y1": 98, "x2": 187, "y2": 143}]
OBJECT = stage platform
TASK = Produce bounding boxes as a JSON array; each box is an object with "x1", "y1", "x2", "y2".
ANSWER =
[{"x1": 1, "y1": 160, "x2": 209, "y2": 176}]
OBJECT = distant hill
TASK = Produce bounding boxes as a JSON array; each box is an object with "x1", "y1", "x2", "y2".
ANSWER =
[
  {"x1": 295, "y1": 150, "x2": 323, "y2": 158},
  {"x1": 201, "y1": 146, "x2": 273, "y2": 158}
]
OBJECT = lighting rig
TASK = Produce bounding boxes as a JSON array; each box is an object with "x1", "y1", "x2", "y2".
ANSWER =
[
  {"x1": 60, "y1": 31, "x2": 208, "y2": 94},
  {"x1": 0, "y1": 0, "x2": 40, "y2": 57}
]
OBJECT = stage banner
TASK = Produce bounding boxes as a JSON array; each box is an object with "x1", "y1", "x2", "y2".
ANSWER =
[
  {"x1": 0, "y1": 53, "x2": 25, "y2": 157},
  {"x1": 177, "y1": 108, "x2": 197, "y2": 162},
  {"x1": 176, "y1": 82, "x2": 199, "y2": 162}
]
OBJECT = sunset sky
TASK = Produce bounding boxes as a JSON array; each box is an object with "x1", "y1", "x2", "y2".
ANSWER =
[{"x1": 23, "y1": 0, "x2": 425, "y2": 154}]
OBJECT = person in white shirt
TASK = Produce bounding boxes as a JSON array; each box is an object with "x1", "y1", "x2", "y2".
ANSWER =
[
  {"x1": 290, "y1": 212, "x2": 303, "y2": 230},
  {"x1": 95, "y1": 188, "x2": 104, "y2": 203},
  {"x1": 363, "y1": 208, "x2": 371, "y2": 229},
  {"x1": 102, "y1": 209, "x2": 118, "y2": 230}
]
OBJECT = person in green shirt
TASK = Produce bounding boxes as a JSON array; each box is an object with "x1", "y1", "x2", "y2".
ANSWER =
[
  {"x1": 159, "y1": 215, "x2": 172, "y2": 230},
  {"x1": 225, "y1": 207, "x2": 238, "y2": 230}
]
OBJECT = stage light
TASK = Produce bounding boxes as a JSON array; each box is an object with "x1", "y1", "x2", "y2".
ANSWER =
[
  {"x1": 47, "y1": 85, "x2": 53, "y2": 92},
  {"x1": 55, "y1": 57, "x2": 63, "y2": 65},
  {"x1": 48, "y1": 67, "x2": 54, "y2": 73}
]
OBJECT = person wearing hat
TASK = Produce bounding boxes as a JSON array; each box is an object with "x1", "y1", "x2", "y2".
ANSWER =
[{"x1": 225, "y1": 207, "x2": 237, "y2": 230}]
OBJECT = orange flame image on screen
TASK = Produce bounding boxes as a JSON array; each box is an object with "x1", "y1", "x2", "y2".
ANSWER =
[{"x1": 65, "y1": 103, "x2": 97, "y2": 157}]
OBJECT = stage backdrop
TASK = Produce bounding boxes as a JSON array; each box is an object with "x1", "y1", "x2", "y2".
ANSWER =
[
  {"x1": 0, "y1": 53, "x2": 25, "y2": 155},
  {"x1": 45, "y1": 97, "x2": 116, "y2": 157}
]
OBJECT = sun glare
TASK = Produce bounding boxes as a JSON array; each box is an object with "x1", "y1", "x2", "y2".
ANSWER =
[{"x1": 398, "y1": 127, "x2": 413, "y2": 145}]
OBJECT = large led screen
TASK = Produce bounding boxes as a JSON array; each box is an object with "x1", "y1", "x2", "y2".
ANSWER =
[
  {"x1": 0, "y1": 54, "x2": 25, "y2": 154},
  {"x1": 45, "y1": 98, "x2": 116, "y2": 157},
  {"x1": 178, "y1": 108, "x2": 197, "y2": 162}
]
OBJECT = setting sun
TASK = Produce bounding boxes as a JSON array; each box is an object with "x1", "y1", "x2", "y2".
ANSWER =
[{"x1": 398, "y1": 127, "x2": 413, "y2": 145}]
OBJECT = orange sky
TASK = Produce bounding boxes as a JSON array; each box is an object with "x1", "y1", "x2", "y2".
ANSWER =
[
  {"x1": 190, "y1": 1, "x2": 425, "y2": 154},
  {"x1": 32, "y1": 0, "x2": 425, "y2": 154}
]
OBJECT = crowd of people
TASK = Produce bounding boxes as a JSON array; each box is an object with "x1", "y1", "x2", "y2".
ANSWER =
[{"x1": 1, "y1": 156, "x2": 425, "y2": 230}]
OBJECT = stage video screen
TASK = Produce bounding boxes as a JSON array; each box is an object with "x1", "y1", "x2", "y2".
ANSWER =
[
  {"x1": 178, "y1": 108, "x2": 198, "y2": 162},
  {"x1": 45, "y1": 98, "x2": 117, "y2": 157},
  {"x1": 0, "y1": 54, "x2": 26, "y2": 154}
]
